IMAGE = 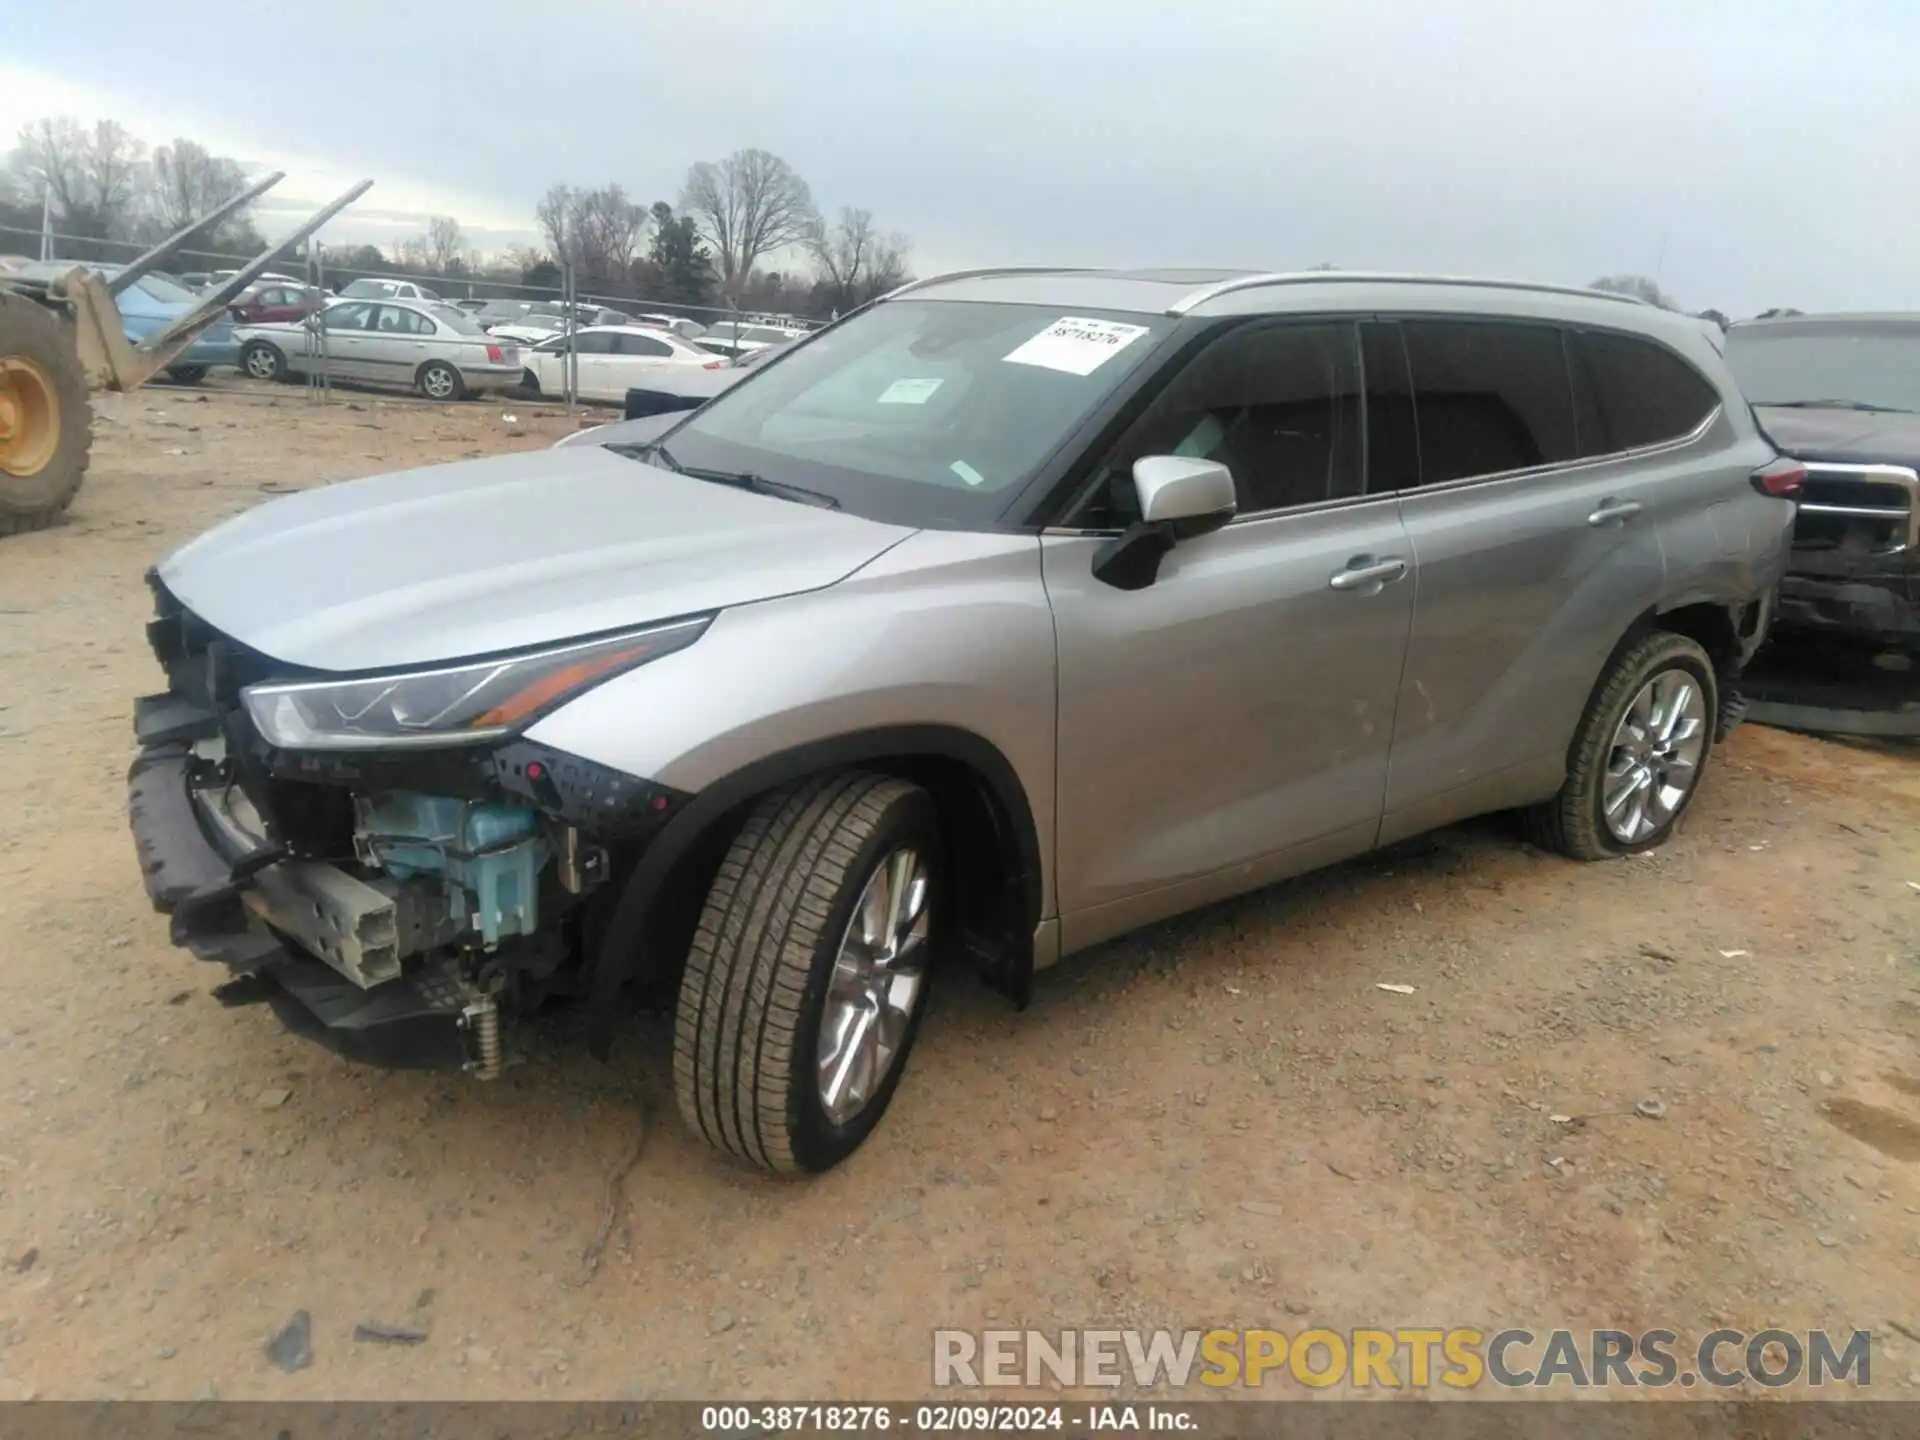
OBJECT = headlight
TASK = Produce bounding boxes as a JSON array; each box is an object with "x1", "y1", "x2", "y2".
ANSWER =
[{"x1": 242, "y1": 616, "x2": 710, "y2": 751}]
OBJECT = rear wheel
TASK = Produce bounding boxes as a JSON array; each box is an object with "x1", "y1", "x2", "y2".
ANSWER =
[
  {"x1": 1523, "y1": 631, "x2": 1717, "y2": 860},
  {"x1": 164, "y1": 365, "x2": 208, "y2": 385},
  {"x1": 0, "y1": 289, "x2": 91, "y2": 537},
  {"x1": 241, "y1": 341, "x2": 285, "y2": 382},
  {"x1": 418, "y1": 361, "x2": 464, "y2": 402},
  {"x1": 674, "y1": 772, "x2": 939, "y2": 1173},
  {"x1": 520, "y1": 368, "x2": 541, "y2": 397}
]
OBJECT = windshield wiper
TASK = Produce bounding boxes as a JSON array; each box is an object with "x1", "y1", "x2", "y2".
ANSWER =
[
  {"x1": 1759, "y1": 398, "x2": 1915, "y2": 413},
  {"x1": 610, "y1": 442, "x2": 840, "y2": 509}
]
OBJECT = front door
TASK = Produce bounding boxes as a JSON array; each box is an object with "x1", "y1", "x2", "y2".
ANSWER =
[
  {"x1": 1043, "y1": 319, "x2": 1415, "y2": 950},
  {"x1": 1369, "y1": 317, "x2": 1670, "y2": 842},
  {"x1": 310, "y1": 301, "x2": 379, "y2": 379}
]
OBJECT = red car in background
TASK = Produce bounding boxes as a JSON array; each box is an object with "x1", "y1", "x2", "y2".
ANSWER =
[{"x1": 228, "y1": 283, "x2": 324, "y2": 325}]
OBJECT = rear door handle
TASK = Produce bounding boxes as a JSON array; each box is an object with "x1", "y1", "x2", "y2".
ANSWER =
[
  {"x1": 1587, "y1": 499, "x2": 1644, "y2": 526},
  {"x1": 1328, "y1": 556, "x2": 1409, "y2": 592}
]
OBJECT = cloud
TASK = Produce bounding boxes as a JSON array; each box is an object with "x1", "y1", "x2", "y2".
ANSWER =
[{"x1": 4, "y1": 0, "x2": 1917, "y2": 315}]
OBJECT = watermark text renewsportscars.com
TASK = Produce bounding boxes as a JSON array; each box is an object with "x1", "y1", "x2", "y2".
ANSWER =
[{"x1": 932, "y1": 1328, "x2": 1874, "y2": 1391}]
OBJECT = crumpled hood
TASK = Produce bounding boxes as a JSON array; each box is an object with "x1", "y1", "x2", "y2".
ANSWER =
[
  {"x1": 158, "y1": 445, "x2": 913, "y2": 672},
  {"x1": 1754, "y1": 406, "x2": 1920, "y2": 466}
]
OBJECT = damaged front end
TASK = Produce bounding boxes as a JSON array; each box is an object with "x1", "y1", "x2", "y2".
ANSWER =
[{"x1": 127, "y1": 576, "x2": 698, "y2": 1074}]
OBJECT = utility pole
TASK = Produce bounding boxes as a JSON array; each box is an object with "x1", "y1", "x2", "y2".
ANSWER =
[{"x1": 39, "y1": 185, "x2": 53, "y2": 261}]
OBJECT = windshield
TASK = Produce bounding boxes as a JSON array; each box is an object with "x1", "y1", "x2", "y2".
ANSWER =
[
  {"x1": 656, "y1": 300, "x2": 1169, "y2": 527},
  {"x1": 430, "y1": 304, "x2": 484, "y2": 334},
  {"x1": 1725, "y1": 323, "x2": 1920, "y2": 412},
  {"x1": 133, "y1": 273, "x2": 200, "y2": 304}
]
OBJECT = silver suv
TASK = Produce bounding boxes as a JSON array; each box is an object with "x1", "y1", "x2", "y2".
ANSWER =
[{"x1": 127, "y1": 269, "x2": 1795, "y2": 1173}]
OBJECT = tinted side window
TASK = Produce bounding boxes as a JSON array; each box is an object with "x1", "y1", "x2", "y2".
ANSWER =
[
  {"x1": 619, "y1": 334, "x2": 673, "y2": 357},
  {"x1": 1076, "y1": 321, "x2": 1362, "y2": 524},
  {"x1": 1568, "y1": 330, "x2": 1720, "y2": 455},
  {"x1": 1403, "y1": 321, "x2": 1577, "y2": 485},
  {"x1": 575, "y1": 332, "x2": 617, "y2": 355}
]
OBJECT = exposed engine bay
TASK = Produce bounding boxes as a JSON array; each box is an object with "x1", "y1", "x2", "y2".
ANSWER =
[{"x1": 129, "y1": 576, "x2": 691, "y2": 1076}]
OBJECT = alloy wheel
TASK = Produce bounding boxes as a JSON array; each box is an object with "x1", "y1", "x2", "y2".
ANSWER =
[
  {"x1": 816, "y1": 847, "x2": 930, "y2": 1125},
  {"x1": 1602, "y1": 669, "x2": 1707, "y2": 843}
]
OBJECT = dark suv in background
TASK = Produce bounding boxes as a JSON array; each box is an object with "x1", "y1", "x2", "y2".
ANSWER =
[{"x1": 1724, "y1": 314, "x2": 1920, "y2": 649}]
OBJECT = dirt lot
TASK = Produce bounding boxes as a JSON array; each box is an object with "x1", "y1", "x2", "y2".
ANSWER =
[{"x1": 0, "y1": 382, "x2": 1916, "y2": 1402}]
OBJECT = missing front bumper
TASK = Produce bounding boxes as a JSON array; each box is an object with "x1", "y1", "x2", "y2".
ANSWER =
[{"x1": 126, "y1": 743, "x2": 477, "y2": 1071}]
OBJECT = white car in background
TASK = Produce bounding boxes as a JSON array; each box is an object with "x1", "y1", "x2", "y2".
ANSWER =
[
  {"x1": 695, "y1": 319, "x2": 807, "y2": 361},
  {"x1": 234, "y1": 298, "x2": 524, "y2": 401},
  {"x1": 632, "y1": 312, "x2": 708, "y2": 342},
  {"x1": 337, "y1": 277, "x2": 443, "y2": 302},
  {"x1": 518, "y1": 324, "x2": 723, "y2": 404}
]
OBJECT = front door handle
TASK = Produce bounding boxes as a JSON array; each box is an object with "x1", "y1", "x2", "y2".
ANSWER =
[
  {"x1": 1587, "y1": 499, "x2": 1644, "y2": 527},
  {"x1": 1328, "y1": 556, "x2": 1409, "y2": 592}
]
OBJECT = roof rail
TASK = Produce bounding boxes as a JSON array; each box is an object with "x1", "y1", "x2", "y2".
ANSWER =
[
  {"x1": 1165, "y1": 271, "x2": 1651, "y2": 317},
  {"x1": 878, "y1": 266, "x2": 1098, "y2": 302}
]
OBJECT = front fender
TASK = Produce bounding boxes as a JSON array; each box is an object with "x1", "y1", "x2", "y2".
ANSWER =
[{"x1": 522, "y1": 528, "x2": 1059, "y2": 1026}]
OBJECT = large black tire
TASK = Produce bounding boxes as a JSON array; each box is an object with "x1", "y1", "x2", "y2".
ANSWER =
[
  {"x1": 1523, "y1": 631, "x2": 1718, "y2": 860},
  {"x1": 164, "y1": 365, "x2": 208, "y2": 385},
  {"x1": 0, "y1": 290, "x2": 91, "y2": 537},
  {"x1": 674, "y1": 772, "x2": 940, "y2": 1173}
]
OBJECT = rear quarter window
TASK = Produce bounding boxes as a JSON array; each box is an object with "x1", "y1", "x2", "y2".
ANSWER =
[
  {"x1": 1402, "y1": 320, "x2": 1578, "y2": 484},
  {"x1": 1568, "y1": 330, "x2": 1720, "y2": 455}
]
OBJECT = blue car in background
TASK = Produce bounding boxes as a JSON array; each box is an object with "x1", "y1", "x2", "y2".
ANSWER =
[{"x1": 10, "y1": 260, "x2": 240, "y2": 383}]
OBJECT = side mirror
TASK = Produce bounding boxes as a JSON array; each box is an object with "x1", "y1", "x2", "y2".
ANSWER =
[{"x1": 1091, "y1": 456, "x2": 1237, "y2": 591}]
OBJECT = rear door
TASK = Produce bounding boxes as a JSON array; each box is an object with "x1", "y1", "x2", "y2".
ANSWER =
[
  {"x1": 1044, "y1": 319, "x2": 1415, "y2": 949},
  {"x1": 1375, "y1": 317, "x2": 1668, "y2": 842}
]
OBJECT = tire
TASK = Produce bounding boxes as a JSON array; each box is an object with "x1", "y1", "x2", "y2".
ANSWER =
[
  {"x1": 674, "y1": 772, "x2": 941, "y2": 1174},
  {"x1": 241, "y1": 341, "x2": 285, "y2": 383},
  {"x1": 520, "y1": 369, "x2": 541, "y2": 398},
  {"x1": 1522, "y1": 631, "x2": 1718, "y2": 860},
  {"x1": 0, "y1": 289, "x2": 91, "y2": 538},
  {"x1": 418, "y1": 361, "x2": 464, "y2": 402},
  {"x1": 164, "y1": 365, "x2": 207, "y2": 385}
]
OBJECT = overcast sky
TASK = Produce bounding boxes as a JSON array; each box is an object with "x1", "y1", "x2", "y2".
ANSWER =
[{"x1": 3, "y1": 0, "x2": 1913, "y2": 315}]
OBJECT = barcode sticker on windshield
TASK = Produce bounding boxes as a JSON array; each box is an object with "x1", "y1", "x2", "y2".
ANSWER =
[
  {"x1": 1003, "y1": 316, "x2": 1150, "y2": 376},
  {"x1": 878, "y1": 377, "x2": 944, "y2": 405}
]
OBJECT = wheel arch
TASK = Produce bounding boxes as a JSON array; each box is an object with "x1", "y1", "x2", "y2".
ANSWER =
[{"x1": 586, "y1": 724, "x2": 1044, "y2": 1057}]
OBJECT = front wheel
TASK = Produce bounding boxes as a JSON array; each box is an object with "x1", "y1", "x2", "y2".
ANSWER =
[
  {"x1": 164, "y1": 365, "x2": 207, "y2": 385},
  {"x1": 674, "y1": 772, "x2": 940, "y2": 1173},
  {"x1": 240, "y1": 342, "x2": 285, "y2": 382},
  {"x1": 1523, "y1": 631, "x2": 1717, "y2": 860},
  {"x1": 418, "y1": 361, "x2": 464, "y2": 402}
]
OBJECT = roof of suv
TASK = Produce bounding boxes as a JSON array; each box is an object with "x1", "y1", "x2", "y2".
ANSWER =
[{"x1": 895, "y1": 267, "x2": 1664, "y2": 324}]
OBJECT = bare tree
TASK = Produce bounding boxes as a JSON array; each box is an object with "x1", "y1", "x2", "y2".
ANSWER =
[
  {"x1": 682, "y1": 149, "x2": 817, "y2": 295},
  {"x1": 149, "y1": 137, "x2": 245, "y2": 230},
  {"x1": 9, "y1": 118, "x2": 98, "y2": 235},
  {"x1": 425, "y1": 214, "x2": 468, "y2": 273},
  {"x1": 573, "y1": 185, "x2": 647, "y2": 283},
  {"x1": 1589, "y1": 274, "x2": 1679, "y2": 311},
  {"x1": 536, "y1": 183, "x2": 575, "y2": 265},
  {"x1": 536, "y1": 183, "x2": 648, "y2": 284},
  {"x1": 806, "y1": 206, "x2": 911, "y2": 313}
]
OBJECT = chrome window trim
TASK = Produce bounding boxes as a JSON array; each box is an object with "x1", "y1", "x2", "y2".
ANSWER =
[{"x1": 1386, "y1": 404, "x2": 1723, "y2": 500}]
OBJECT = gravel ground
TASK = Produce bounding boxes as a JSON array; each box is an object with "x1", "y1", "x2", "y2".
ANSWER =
[{"x1": 0, "y1": 382, "x2": 1915, "y2": 1402}]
